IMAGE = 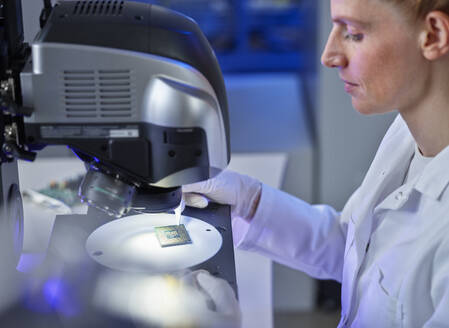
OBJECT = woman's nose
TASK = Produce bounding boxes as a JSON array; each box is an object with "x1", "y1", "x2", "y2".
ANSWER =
[
  {"x1": 321, "y1": 37, "x2": 348, "y2": 68},
  {"x1": 321, "y1": 51, "x2": 348, "y2": 68}
]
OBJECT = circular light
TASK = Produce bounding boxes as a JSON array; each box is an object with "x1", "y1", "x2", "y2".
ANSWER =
[{"x1": 86, "y1": 213, "x2": 222, "y2": 273}]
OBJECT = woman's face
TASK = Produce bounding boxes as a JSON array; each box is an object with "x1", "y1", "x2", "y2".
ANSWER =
[{"x1": 321, "y1": 0, "x2": 428, "y2": 115}]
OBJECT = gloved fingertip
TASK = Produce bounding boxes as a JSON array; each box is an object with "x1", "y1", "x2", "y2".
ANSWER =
[
  {"x1": 196, "y1": 271, "x2": 214, "y2": 288},
  {"x1": 184, "y1": 194, "x2": 209, "y2": 208},
  {"x1": 196, "y1": 271, "x2": 225, "y2": 290}
]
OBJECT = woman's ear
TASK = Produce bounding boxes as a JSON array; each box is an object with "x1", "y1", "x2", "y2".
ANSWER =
[{"x1": 420, "y1": 11, "x2": 449, "y2": 60}]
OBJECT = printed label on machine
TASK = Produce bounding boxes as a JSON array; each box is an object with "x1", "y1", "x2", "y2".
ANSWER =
[
  {"x1": 41, "y1": 125, "x2": 140, "y2": 139},
  {"x1": 109, "y1": 129, "x2": 139, "y2": 138}
]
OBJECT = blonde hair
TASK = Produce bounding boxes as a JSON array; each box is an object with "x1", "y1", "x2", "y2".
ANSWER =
[{"x1": 388, "y1": 0, "x2": 449, "y2": 19}]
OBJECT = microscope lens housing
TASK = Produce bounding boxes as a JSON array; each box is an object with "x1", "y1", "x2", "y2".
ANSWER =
[
  {"x1": 79, "y1": 166, "x2": 184, "y2": 217},
  {"x1": 79, "y1": 167, "x2": 136, "y2": 217}
]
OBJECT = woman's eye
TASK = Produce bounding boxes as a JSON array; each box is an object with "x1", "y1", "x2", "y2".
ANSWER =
[{"x1": 344, "y1": 33, "x2": 364, "y2": 42}]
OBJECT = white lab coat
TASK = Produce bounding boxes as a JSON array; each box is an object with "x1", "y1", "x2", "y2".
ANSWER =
[{"x1": 233, "y1": 115, "x2": 449, "y2": 327}]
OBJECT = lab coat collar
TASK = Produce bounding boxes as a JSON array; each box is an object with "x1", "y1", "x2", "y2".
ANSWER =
[
  {"x1": 414, "y1": 144, "x2": 449, "y2": 200},
  {"x1": 361, "y1": 116, "x2": 415, "y2": 215},
  {"x1": 352, "y1": 131, "x2": 414, "y2": 242}
]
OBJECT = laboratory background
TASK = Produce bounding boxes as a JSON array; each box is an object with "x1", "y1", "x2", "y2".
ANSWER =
[{"x1": 5, "y1": 0, "x2": 396, "y2": 327}]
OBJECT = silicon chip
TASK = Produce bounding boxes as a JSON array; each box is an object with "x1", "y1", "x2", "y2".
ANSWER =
[{"x1": 154, "y1": 224, "x2": 192, "y2": 247}]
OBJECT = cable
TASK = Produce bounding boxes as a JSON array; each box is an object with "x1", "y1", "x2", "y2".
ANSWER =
[
  {"x1": 40, "y1": 0, "x2": 53, "y2": 28},
  {"x1": 43, "y1": 0, "x2": 52, "y2": 9}
]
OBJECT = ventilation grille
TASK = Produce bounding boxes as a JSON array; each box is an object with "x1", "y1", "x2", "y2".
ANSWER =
[
  {"x1": 62, "y1": 69, "x2": 134, "y2": 119},
  {"x1": 73, "y1": 1, "x2": 124, "y2": 16}
]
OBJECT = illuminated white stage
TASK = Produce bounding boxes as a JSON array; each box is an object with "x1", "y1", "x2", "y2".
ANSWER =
[{"x1": 86, "y1": 213, "x2": 223, "y2": 273}]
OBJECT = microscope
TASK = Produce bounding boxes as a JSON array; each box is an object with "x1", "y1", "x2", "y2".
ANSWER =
[{"x1": 0, "y1": 1, "x2": 236, "y2": 325}]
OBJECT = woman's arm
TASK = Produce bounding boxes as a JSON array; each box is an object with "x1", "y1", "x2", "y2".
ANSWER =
[{"x1": 236, "y1": 183, "x2": 349, "y2": 282}]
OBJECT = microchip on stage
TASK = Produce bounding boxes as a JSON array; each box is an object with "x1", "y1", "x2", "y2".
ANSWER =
[{"x1": 155, "y1": 224, "x2": 192, "y2": 247}]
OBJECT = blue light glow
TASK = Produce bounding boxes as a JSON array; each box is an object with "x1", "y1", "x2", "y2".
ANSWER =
[
  {"x1": 23, "y1": 277, "x2": 81, "y2": 317},
  {"x1": 43, "y1": 278, "x2": 80, "y2": 317},
  {"x1": 68, "y1": 147, "x2": 84, "y2": 162}
]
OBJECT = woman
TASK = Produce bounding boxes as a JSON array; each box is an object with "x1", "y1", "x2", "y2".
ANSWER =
[{"x1": 184, "y1": 0, "x2": 449, "y2": 327}]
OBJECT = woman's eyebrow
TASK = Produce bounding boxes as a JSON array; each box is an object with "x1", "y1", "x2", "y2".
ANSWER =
[{"x1": 332, "y1": 16, "x2": 372, "y2": 29}]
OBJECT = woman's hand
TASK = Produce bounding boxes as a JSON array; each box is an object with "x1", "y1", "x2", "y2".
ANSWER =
[
  {"x1": 181, "y1": 270, "x2": 241, "y2": 328},
  {"x1": 182, "y1": 170, "x2": 262, "y2": 222}
]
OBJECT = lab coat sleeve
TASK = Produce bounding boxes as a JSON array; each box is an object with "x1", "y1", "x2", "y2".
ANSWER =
[
  {"x1": 423, "y1": 237, "x2": 449, "y2": 327},
  {"x1": 231, "y1": 116, "x2": 405, "y2": 282},
  {"x1": 234, "y1": 183, "x2": 350, "y2": 282}
]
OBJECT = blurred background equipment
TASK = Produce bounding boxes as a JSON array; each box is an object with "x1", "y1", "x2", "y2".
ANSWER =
[{"x1": 145, "y1": 0, "x2": 316, "y2": 72}]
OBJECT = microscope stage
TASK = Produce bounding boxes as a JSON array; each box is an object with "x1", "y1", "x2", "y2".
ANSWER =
[{"x1": 85, "y1": 213, "x2": 223, "y2": 273}]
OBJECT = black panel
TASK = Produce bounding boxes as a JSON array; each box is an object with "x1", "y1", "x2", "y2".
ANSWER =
[
  {"x1": 108, "y1": 138, "x2": 150, "y2": 177},
  {"x1": 1, "y1": 0, "x2": 24, "y2": 59},
  {"x1": 24, "y1": 122, "x2": 210, "y2": 186},
  {"x1": 144, "y1": 125, "x2": 209, "y2": 184}
]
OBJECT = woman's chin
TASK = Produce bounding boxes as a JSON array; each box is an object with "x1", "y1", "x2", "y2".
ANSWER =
[{"x1": 352, "y1": 99, "x2": 392, "y2": 116}]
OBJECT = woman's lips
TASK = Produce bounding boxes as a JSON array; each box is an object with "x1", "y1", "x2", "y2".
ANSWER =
[{"x1": 342, "y1": 79, "x2": 358, "y2": 93}]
